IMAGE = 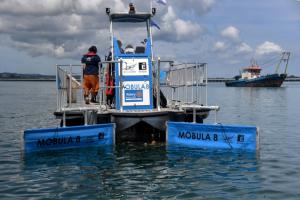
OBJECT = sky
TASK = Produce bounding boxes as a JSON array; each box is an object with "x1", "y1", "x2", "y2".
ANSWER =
[{"x1": 0, "y1": 0, "x2": 299, "y2": 77}]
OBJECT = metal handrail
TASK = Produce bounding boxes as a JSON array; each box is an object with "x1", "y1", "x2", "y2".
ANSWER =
[
  {"x1": 55, "y1": 60, "x2": 210, "y2": 114},
  {"x1": 161, "y1": 61, "x2": 208, "y2": 107},
  {"x1": 55, "y1": 60, "x2": 124, "y2": 112}
]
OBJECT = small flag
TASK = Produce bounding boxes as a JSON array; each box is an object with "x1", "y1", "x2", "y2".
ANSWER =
[
  {"x1": 156, "y1": 0, "x2": 167, "y2": 6},
  {"x1": 150, "y1": 20, "x2": 160, "y2": 30}
]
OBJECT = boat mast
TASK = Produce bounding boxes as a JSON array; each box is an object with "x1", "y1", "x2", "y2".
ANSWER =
[
  {"x1": 275, "y1": 52, "x2": 290, "y2": 74},
  {"x1": 106, "y1": 8, "x2": 114, "y2": 60},
  {"x1": 147, "y1": 19, "x2": 154, "y2": 61},
  {"x1": 250, "y1": 58, "x2": 257, "y2": 66},
  {"x1": 283, "y1": 52, "x2": 291, "y2": 74},
  {"x1": 275, "y1": 53, "x2": 283, "y2": 74},
  {"x1": 110, "y1": 19, "x2": 113, "y2": 60},
  {"x1": 148, "y1": 2, "x2": 155, "y2": 61}
]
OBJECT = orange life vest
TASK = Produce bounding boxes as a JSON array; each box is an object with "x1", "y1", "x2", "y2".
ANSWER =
[{"x1": 105, "y1": 64, "x2": 114, "y2": 96}]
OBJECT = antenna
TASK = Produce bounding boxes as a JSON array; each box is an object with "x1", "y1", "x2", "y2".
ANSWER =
[{"x1": 250, "y1": 58, "x2": 257, "y2": 66}]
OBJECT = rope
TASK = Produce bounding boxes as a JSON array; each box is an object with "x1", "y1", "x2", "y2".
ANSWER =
[
  {"x1": 217, "y1": 123, "x2": 233, "y2": 149},
  {"x1": 259, "y1": 54, "x2": 281, "y2": 68}
]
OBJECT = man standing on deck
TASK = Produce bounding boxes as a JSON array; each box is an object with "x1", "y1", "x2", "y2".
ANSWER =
[{"x1": 81, "y1": 46, "x2": 101, "y2": 104}]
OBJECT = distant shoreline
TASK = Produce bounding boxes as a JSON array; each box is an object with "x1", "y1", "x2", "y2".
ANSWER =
[
  {"x1": 1, "y1": 78, "x2": 300, "y2": 82},
  {"x1": 0, "y1": 78, "x2": 56, "y2": 81},
  {"x1": 1, "y1": 72, "x2": 300, "y2": 82}
]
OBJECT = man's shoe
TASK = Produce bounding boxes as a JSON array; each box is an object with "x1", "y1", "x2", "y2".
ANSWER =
[{"x1": 90, "y1": 96, "x2": 98, "y2": 103}]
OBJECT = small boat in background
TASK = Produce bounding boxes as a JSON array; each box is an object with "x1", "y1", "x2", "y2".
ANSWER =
[{"x1": 225, "y1": 52, "x2": 290, "y2": 87}]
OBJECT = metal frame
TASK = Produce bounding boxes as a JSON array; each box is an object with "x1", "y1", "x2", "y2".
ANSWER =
[
  {"x1": 55, "y1": 61, "x2": 216, "y2": 114},
  {"x1": 162, "y1": 62, "x2": 208, "y2": 105},
  {"x1": 55, "y1": 61, "x2": 122, "y2": 112}
]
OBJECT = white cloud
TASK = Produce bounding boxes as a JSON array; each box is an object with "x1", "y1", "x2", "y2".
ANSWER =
[
  {"x1": 237, "y1": 42, "x2": 253, "y2": 53},
  {"x1": 214, "y1": 41, "x2": 226, "y2": 51},
  {"x1": 162, "y1": 6, "x2": 177, "y2": 23},
  {"x1": 199, "y1": 0, "x2": 215, "y2": 11},
  {"x1": 221, "y1": 26, "x2": 240, "y2": 41},
  {"x1": 174, "y1": 19, "x2": 202, "y2": 40},
  {"x1": 153, "y1": 6, "x2": 202, "y2": 42},
  {"x1": 75, "y1": 0, "x2": 103, "y2": 12},
  {"x1": 54, "y1": 46, "x2": 65, "y2": 58},
  {"x1": 0, "y1": 0, "x2": 70, "y2": 15},
  {"x1": 0, "y1": 0, "x2": 128, "y2": 59},
  {"x1": 172, "y1": 0, "x2": 215, "y2": 15},
  {"x1": 213, "y1": 27, "x2": 253, "y2": 61},
  {"x1": 0, "y1": 19, "x2": 13, "y2": 33},
  {"x1": 0, "y1": 0, "x2": 209, "y2": 60},
  {"x1": 255, "y1": 41, "x2": 282, "y2": 56},
  {"x1": 0, "y1": 0, "x2": 127, "y2": 15}
]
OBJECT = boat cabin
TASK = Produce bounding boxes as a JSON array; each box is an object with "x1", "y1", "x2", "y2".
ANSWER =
[
  {"x1": 107, "y1": 8, "x2": 155, "y2": 111},
  {"x1": 241, "y1": 65, "x2": 262, "y2": 80}
]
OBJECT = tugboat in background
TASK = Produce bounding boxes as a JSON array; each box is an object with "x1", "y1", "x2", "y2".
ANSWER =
[{"x1": 225, "y1": 52, "x2": 290, "y2": 87}]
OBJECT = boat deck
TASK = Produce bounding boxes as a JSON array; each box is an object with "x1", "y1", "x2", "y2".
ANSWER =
[
  {"x1": 53, "y1": 103, "x2": 218, "y2": 143},
  {"x1": 55, "y1": 61, "x2": 219, "y2": 142},
  {"x1": 54, "y1": 102, "x2": 218, "y2": 116}
]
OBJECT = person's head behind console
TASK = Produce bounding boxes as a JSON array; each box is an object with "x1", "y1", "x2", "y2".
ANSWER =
[{"x1": 125, "y1": 44, "x2": 134, "y2": 54}]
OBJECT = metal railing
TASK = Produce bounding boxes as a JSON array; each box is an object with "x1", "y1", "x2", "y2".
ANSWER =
[
  {"x1": 56, "y1": 64, "x2": 83, "y2": 111},
  {"x1": 56, "y1": 60, "x2": 123, "y2": 112},
  {"x1": 160, "y1": 62, "x2": 208, "y2": 108},
  {"x1": 56, "y1": 60, "x2": 213, "y2": 118}
]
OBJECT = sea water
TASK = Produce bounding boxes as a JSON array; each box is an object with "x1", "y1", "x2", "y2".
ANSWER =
[{"x1": 0, "y1": 81, "x2": 299, "y2": 199}]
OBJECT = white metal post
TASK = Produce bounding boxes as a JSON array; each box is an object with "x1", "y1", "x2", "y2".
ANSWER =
[
  {"x1": 192, "y1": 64, "x2": 194, "y2": 103},
  {"x1": 63, "y1": 111, "x2": 66, "y2": 127},
  {"x1": 157, "y1": 58, "x2": 161, "y2": 111},
  {"x1": 215, "y1": 110, "x2": 218, "y2": 124},
  {"x1": 99, "y1": 65, "x2": 102, "y2": 108},
  {"x1": 110, "y1": 20, "x2": 114, "y2": 60},
  {"x1": 56, "y1": 65, "x2": 59, "y2": 111},
  {"x1": 69, "y1": 64, "x2": 72, "y2": 107},
  {"x1": 147, "y1": 19, "x2": 154, "y2": 61},
  {"x1": 193, "y1": 108, "x2": 196, "y2": 123},
  {"x1": 84, "y1": 110, "x2": 88, "y2": 125},
  {"x1": 185, "y1": 64, "x2": 187, "y2": 103},
  {"x1": 81, "y1": 64, "x2": 84, "y2": 106},
  {"x1": 199, "y1": 65, "x2": 202, "y2": 105},
  {"x1": 205, "y1": 63, "x2": 208, "y2": 106},
  {"x1": 119, "y1": 59, "x2": 123, "y2": 112}
]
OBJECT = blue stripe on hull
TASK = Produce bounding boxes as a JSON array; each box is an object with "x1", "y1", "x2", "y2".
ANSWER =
[
  {"x1": 23, "y1": 124, "x2": 115, "y2": 152},
  {"x1": 167, "y1": 122, "x2": 258, "y2": 151}
]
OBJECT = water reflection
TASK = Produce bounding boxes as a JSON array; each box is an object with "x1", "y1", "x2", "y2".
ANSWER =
[
  {"x1": 21, "y1": 146, "x2": 114, "y2": 169},
  {"x1": 166, "y1": 146, "x2": 261, "y2": 199},
  {"x1": 20, "y1": 144, "x2": 261, "y2": 199}
]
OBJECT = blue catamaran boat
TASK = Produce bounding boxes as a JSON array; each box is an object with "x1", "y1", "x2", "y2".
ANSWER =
[{"x1": 23, "y1": 4, "x2": 259, "y2": 152}]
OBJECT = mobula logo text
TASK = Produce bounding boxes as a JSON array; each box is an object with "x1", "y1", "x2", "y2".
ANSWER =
[
  {"x1": 37, "y1": 136, "x2": 81, "y2": 147},
  {"x1": 123, "y1": 83, "x2": 149, "y2": 90},
  {"x1": 178, "y1": 131, "x2": 218, "y2": 141}
]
